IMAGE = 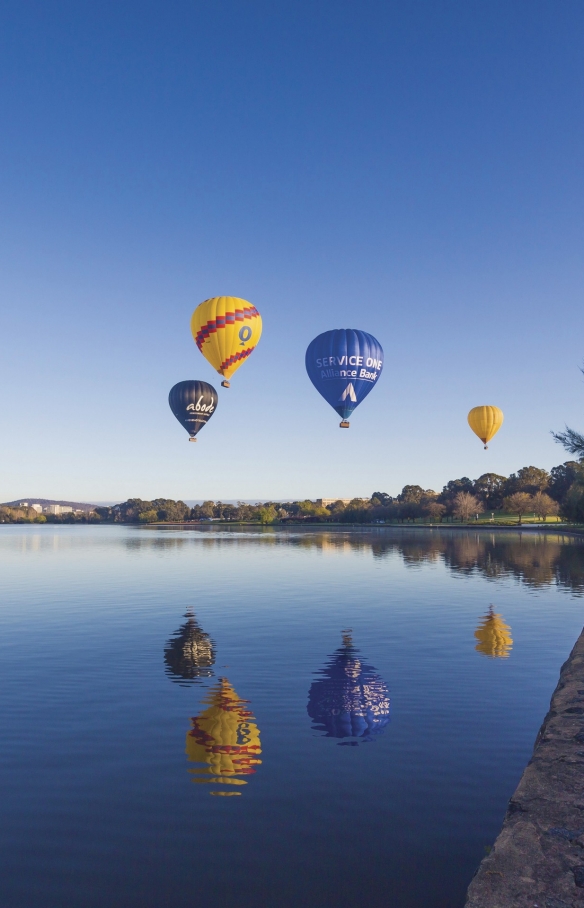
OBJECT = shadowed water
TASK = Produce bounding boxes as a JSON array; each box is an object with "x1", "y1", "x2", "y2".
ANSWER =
[{"x1": 0, "y1": 525, "x2": 583, "y2": 908}]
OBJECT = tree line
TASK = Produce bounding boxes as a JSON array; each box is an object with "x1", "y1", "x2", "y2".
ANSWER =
[
  {"x1": 87, "y1": 460, "x2": 584, "y2": 525},
  {"x1": 1, "y1": 460, "x2": 582, "y2": 526}
]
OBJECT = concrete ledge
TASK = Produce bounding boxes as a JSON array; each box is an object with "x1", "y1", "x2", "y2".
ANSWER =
[{"x1": 465, "y1": 628, "x2": 584, "y2": 908}]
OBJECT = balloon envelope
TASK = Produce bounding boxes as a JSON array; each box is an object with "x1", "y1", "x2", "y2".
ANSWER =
[
  {"x1": 190, "y1": 296, "x2": 262, "y2": 382},
  {"x1": 305, "y1": 329, "x2": 383, "y2": 422},
  {"x1": 307, "y1": 633, "x2": 390, "y2": 743},
  {"x1": 168, "y1": 380, "x2": 218, "y2": 439},
  {"x1": 186, "y1": 679, "x2": 262, "y2": 795},
  {"x1": 468, "y1": 405, "x2": 504, "y2": 448}
]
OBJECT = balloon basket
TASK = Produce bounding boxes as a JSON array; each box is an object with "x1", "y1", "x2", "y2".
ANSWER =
[
  {"x1": 221, "y1": 380, "x2": 230, "y2": 388},
  {"x1": 339, "y1": 421, "x2": 350, "y2": 429},
  {"x1": 189, "y1": 437, "x2": 197, "y2": 443},
  {"x1": 484, "y1": 445, "x2": 488, "y2": 450}
]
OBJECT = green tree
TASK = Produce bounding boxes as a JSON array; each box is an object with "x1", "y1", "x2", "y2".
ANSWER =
[
  {"x1": 505, "y1": 466, "x2": 549, "y2": 496},
  {"x1": 235, "y1": 502, "x2": 254, "y2": 520},
  {"x1": 327, "y1": 500, "x2": 347, "y2": 515},
  {"x1": 503, "y1": 492, "x2": 533, "y2": 525},
  {"x1": 439, "y1": 478, "x2": 474, "y2": 511},
  {"x1": 398, "y1": 485, "x2": 425, "y2": 503},
  {"x1": 472, "y1": 473, "x2": 507, "y2": 510},
  {"x1": 138, "y1": 509, "x2": 158, "y2": 523},
  {"x1": 257, "y1": 505, "x2": 278, "y2": 524},
  {"x1": 548, "y1": 462, "x2": 581, "y2": 502},
  {"x1": 371, "y1": 492, "x2": 392, "y2": 505},
  {"x1": 562, "y1": 481, "x2": 584, "y2": 523}
]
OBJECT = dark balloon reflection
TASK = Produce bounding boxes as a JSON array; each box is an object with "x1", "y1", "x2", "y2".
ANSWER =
[
  {"x1": 307, "y1": 631, "x2": 390, "y2": 744},
  {"x1": 186, "y1": 678, "x2": 262, "y2": 796},
  {"x1": 164, "y1": 610, "x2": 215, "y2": 685}
]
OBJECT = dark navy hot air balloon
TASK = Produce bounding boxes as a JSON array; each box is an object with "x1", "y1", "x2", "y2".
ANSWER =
[
  {"x1": 169, "y1": 380, "x2": 218, "y2": 441},
  {"x1": 305, "y1": 329, "x2": 383, "y2": 428},
  {"x1": 307, "y1": 632, "x2": 390, "y2": 744}
]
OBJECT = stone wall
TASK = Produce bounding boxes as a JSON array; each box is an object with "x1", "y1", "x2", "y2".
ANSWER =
[{"x1": 465, "y1": 628, "x2": 584, "y2": 908}]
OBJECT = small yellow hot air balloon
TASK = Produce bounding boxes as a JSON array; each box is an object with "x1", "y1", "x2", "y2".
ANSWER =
[
  {"x1": 190, "y1": 296, "x2": 262, "y2": 388},
  {"x1": 467, "y1": 405, "x2": 504, "y2": 449},
  {"x1": 186, "y1": 678, "x2": 262, "y2": 796},
  {"x1": 474, "y1": 606, "x2": 513, "y2": 658}
]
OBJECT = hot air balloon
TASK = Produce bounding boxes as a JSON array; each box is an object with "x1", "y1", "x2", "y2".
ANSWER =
[
  {"x1": 474, "y1": 606, "x2": 513, "y2": 658},
  {"x1": 168, "y1": 380, "x2": 217, "y2": 442},
  {"x1": 190, "y1": 296, "x2": 262, "y2": 388},
  {"x1": 307, "y1": 632, "x2": 390, "y2": 743},
  {"x1": 164, "y1": 610, "x2": 215, "y2": 685},
  {"x1": 305, "y1": 329, "x2": 383, "y2": 427},
  {"x1": 468, "y1": 406, "x2": 504, "y2": 450},
  {"x1": 186, "y1": 678, "x2": 262, "y2": 795}
]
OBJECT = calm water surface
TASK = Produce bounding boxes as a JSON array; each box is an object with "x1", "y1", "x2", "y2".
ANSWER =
[{"x1": 1, "y1": 525, "x2": 584, "y2": 908}]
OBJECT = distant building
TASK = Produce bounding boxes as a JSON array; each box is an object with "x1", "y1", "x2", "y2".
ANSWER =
[
  {"x1": 30, "y1": 504, "x2": 43, "y2": 514},
  {"x1": 44, "y1": 505, "x2": 73, "y2": 515},
  {"x1": 317, "y1": 498, "x2": 367, "y2": 507}
]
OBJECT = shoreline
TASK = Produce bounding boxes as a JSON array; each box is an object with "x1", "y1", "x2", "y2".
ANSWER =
[
  {"x1": 465, "y1": 626, "x2": 584, "y2": 908},
  {"x1": 2, "y1": 521, "x2": 583, "y2": 538}
]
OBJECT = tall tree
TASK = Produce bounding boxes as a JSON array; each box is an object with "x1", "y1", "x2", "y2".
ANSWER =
[
  {"x1": 548, "y1": 462, "x2": 580, "y2": 502},
  {"x1": 439, "y1": 477, "x2": 474, "y2": 505},
  {"x1": 398, "y1": 485, "x2": 426, "y2": 503},
  {"x1": 472, "y1": 473, "x2": 507, "y2": 510},
  {"x1": 505, "y1": 466, "x2": 549, "y2": 495},
  {"x1": 553, "y1": 363, "x2": 584, "y2": 460},
  {"x1": 371, "y1": 492, "x2": 392, "y2": 505}
]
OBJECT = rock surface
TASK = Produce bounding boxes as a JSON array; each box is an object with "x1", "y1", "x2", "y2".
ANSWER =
[{"x1": 465, "y1": 628, "x2": 584, "y2": 908}]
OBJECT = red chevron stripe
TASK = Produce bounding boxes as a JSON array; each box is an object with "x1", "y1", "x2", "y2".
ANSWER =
[
  {"x1": 195, "y1": 308, "x2": 260, "y2": 350},
  {"x1": 220, "y1": 346, "x2": 254, "y2": 372}
]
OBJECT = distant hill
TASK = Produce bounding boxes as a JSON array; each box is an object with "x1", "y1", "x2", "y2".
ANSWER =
[{"x1": 1, "y1": 499, "x2": 98, "y2": 512}]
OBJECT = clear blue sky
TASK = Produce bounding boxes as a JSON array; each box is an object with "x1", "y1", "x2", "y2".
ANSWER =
[{"x1": 1, "y1": 1, "x2": 583, "y2": 503}]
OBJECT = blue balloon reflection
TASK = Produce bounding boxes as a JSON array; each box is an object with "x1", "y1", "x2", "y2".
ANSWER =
[{"x1": 307, "y1": 632, "x2": 390, "y2": 744}]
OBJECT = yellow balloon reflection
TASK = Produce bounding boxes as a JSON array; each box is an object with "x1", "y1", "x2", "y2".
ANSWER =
[
  {"x1": 474, "y1": 606, "x2": 513, "y2": 658},
  {"x1": 186, "y1": 678, "x2": 262, "y2": 796}
]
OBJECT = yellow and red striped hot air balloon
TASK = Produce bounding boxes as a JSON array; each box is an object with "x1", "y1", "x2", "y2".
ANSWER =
[
  {"x1": 467, "y1": 405, "x2": 504, "y2": 450},
  {"x1": 190, "y1": 296, "x2": 262, "y2": 388}
]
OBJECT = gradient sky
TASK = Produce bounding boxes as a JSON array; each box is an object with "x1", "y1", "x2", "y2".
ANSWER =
[{"x1": 1, "y1": 1, "x2": 583, "y2": 503}]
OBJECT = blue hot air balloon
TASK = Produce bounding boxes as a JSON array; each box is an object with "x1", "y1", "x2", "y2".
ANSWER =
[
  {"x1": 307, "y1": 632, "x2": 390, "y2": 744},
  {"x1": 305, "y1": 329, "x2": 383, "y2": 427}
]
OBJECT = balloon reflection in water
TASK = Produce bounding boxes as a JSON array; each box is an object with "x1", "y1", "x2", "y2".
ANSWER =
[
  {"x1": 186, "y1": 679, "x2": 262, "y2": 796},
  {"x1": 164, "y1": 611, "x2": 215, "y2": 685},
  {"x1": 307, "y1": 632, "x2": 390, "y2": 744},
  {"x1": 474, "y1": 606, "x2": 513, "y2": 658}
]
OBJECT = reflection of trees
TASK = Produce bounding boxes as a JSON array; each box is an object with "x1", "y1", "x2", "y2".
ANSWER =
[
  {"x1": 440, "y1": 534, "x2": 573, "y2": 590},
  {"x1": 164, "y1": 611, "x2": 215, "y2": 685},
  {"x1": 186, "y1": 679, "x2": 261, "y2": 796},
  {"x1": 474, "y1": 606, "x2": 513, "y2": 658},
  {"x1": 123, "y1": 527, "x2": 584, "y2": 595},
  {"x1": 307, "y1": 633, "x2": 390, "y2": 744}
]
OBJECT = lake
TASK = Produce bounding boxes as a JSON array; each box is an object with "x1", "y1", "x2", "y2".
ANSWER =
[{"x1": 1, "y1": 525, "x2": 583, "y2": 908}]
